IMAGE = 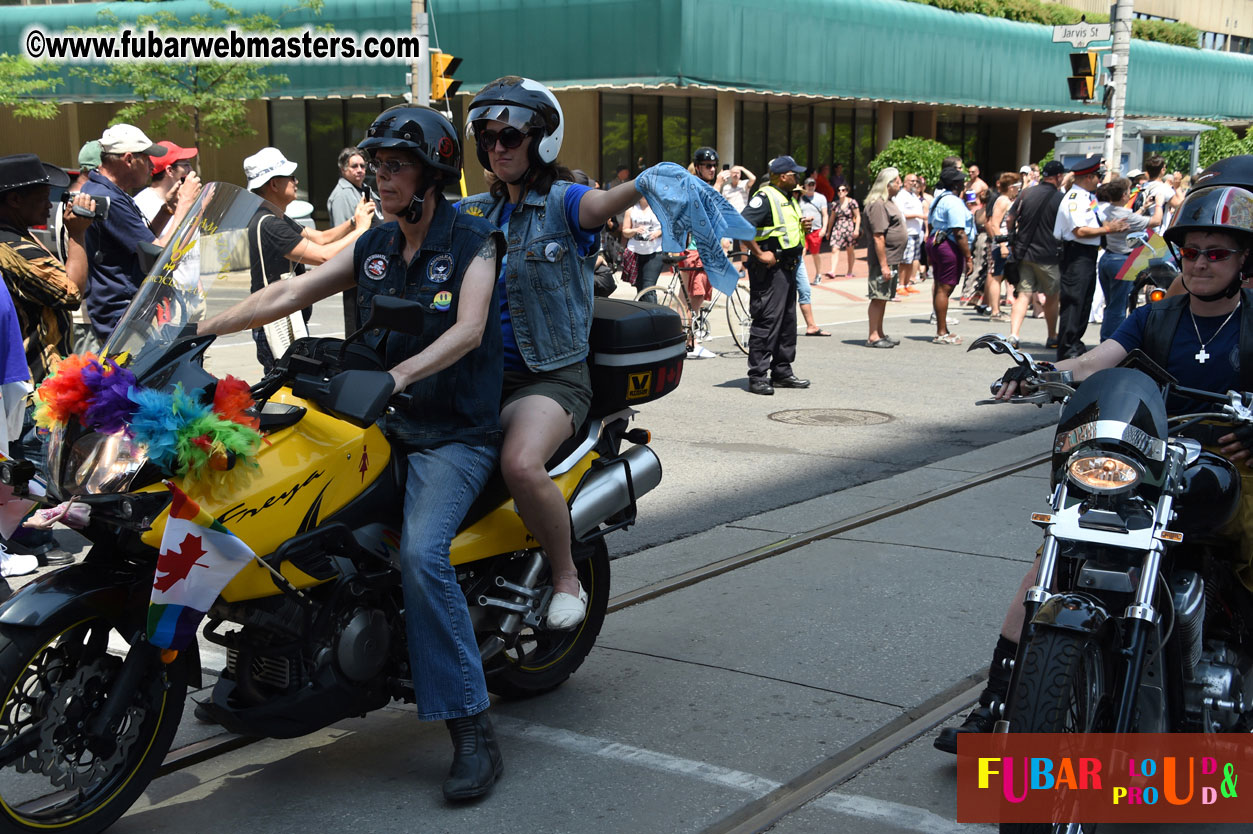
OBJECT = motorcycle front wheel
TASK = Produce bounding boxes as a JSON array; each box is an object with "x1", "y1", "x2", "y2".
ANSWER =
[
  {"x1": 1000, "y1": 628, "x2": 1111, "y2": 834},
  {"x1": 0, "y1": 616, "x2": 187, "y2": 834},
  {"x1": 485, "y1": 540, "x2": 609, "y2": 699}
]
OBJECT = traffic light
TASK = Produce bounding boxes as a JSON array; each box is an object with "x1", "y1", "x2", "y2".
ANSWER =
[
  {"x1": 1067, "y1": 51, "x2": 1098, "y2": 101},
  {"x1": 430, "y1": 50, "x2": 462, "y2": 101}
]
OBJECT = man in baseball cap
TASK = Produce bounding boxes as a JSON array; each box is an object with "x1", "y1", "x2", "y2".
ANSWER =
[
  {"x1": 81, "y1": 124, "x2": 200, "y2": 342},
  {"x1": 134, "y1": 141, "x2": 199, "y2": 231},
  {"x1": 768, "y1": 155, "x2": 806, "y2": 176}
]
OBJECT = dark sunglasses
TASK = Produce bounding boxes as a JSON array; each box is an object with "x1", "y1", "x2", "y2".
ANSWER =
[
  {"x1": 476, "y1": 127, "x2": 528, "y2": 152},
  {"x1": 1179, "y1": 246, "x2": 1243, "y2": 263},
  {"x1": 837, "y1": 187, "x2": 848, "y2": 192},
  {"x1": 367, "y1": 159, "x2": 417, "y2": 176},
  {"x1": 697, "y1": 162, "x2": 716, "y2": 168}
]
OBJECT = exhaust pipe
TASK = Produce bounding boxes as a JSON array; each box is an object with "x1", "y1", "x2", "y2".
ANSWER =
[{"x1": 568, "y1": 443, "x2": 662, "y2": 539}]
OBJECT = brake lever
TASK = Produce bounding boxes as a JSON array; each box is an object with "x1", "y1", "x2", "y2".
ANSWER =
[{"x1": 966, "y1": 333, "x2": 1037, "y2": 372}]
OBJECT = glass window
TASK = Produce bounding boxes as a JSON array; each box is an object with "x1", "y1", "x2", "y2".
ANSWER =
[
  {"x1": 661, "y1": 96, "x2": 689, "y2": 164},
  {"x1": 633, "y1": 95, "x2": 660, "y2": 174},
  {"x1": 601, "y1": 93, "x2": 630, "y2": 185},
  {"x1": 268, "y1": 100, "x2": 308, "y2": 201},
  {"x1": 790, "y1": 105, "x2": 811, "y2": 169},
  {"x1": 690, "y1": 98, "x2": 716, "y2": 159},
  {"x1": 814, "y1": 107, "x2": 833, "y2": 171},
  {"x1": 766, "y1": 101, "x2": 788, "y2": 161},
  {"x1": 832, "y1": 108, "x2": 853, "y2": 179},
  {"x1": 740, "y1": 101, "x2": 766, "y2": 176},
  {"x1": 306, "y1": 99, "x2": 344, "y2": 212},
  {"x1": 853, "y1": 108, "x2": 876, "y2": 195}
]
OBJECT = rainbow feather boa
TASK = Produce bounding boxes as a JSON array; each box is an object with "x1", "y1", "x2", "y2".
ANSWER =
[{"x1": 35, "y1": 353, "x2": 263, "y2": 477}]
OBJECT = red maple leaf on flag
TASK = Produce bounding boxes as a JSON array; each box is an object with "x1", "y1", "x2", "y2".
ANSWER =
[{"x1": 153, "y1": 533, "x2": 206, "y2": 592}]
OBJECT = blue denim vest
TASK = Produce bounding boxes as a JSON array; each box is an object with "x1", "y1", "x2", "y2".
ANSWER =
[
  {"x1": 459, "y1": 182, "x2": 594, "y2": 372},
  {"x1": 353, "y1": 198, "x2": 503, "y2": 449}
]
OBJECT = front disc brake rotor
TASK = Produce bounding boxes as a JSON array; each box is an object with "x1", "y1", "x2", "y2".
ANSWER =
[{"x1": 36, "y1": 656, "x2": 140, "y2": 790}]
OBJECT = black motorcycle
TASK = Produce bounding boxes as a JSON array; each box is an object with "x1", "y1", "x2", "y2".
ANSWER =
[{"x1": 970, "y1": 335, "x2": 1253, "y2": 834}]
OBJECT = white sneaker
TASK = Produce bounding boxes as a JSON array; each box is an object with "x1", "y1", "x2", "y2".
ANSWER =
[
  {"x1": 546, "y1": 586, "x2": 588, "y2": 630},
  {"x1": 687, "y1": 345, "x2": 716, "y2": 359},
  {"x1": 0, "y1": 546, "x2": 37, "y2": 578}
]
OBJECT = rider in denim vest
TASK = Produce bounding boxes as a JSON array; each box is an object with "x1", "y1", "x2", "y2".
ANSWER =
[
  {"x1": 355, "y1": 208, "x2": 503, "y2": 450},
  {"x1": 460, "y1": 181, "x2": 592, "y2": 373},
  {"x1": 461, "y1": 76, "x2": 659, "y2": 631}
]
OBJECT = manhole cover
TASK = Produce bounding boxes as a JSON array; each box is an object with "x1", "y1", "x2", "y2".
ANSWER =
[{"x1": 767, "y1": 408, "x2": 893, "y2": 427}]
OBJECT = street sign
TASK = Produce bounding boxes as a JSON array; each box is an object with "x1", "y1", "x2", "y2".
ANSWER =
[{"x1": 1052, "y1": 22, "x2": 1112, "y2": 47}]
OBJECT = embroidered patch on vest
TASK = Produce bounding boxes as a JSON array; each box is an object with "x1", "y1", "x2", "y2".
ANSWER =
[
  {"x1": 463, "y1": 205, "x2": 485, "y2": 217},
  {"x1": 432, "y1": 290, "x2": 452, "y2": 312},
  {"x1": 749, "y1": 195, "x2": 763, "y2": 209},
  {"x1": 428, "y1": 253, "x2": 454, "y2": 283},
  {"x1": 364, "y1": 254, "x2": 388, "y2": 280}
]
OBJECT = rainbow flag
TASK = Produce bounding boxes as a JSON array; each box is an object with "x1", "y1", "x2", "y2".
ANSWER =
[
  {"x1": 1114, "y1": 231, "x2": 1172, "y2": 283},
  {"x1": 147, "y1": 482, "x2": 255, "y2": 650}
]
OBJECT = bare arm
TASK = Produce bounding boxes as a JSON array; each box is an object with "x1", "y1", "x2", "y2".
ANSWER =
[
  {"x1": 873, "y1": 233, "x2": 888, "y2": 273},
  {"x1": 152, "y1": 173, "x2": 202, "y2": 248},
  {"x1": 989, "y1": 195, "x2": 1011, "y2": 236},
  {"x1": 579, "y1": 180, "x2": 642, "y2": 230},
  {"x1": 61, "y1": 196, "x2": 96, "y2": 292},
  {"x1": 386, "y1": 238, "x2": 497, "y2": 392},
  {"x1": 199, "y1": 244, "x2": 358, "y2": 337},
  {"x1": 1146, "y1": 196, "x2": 1165, "y2": 229}
]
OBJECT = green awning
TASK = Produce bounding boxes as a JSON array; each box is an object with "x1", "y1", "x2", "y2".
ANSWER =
[{"x1": 6, "y1": 0, "x2": 1253, "y2": 120}]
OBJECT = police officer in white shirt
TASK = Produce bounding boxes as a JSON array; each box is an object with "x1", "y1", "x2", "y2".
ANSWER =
[{"x1": 1052, "y1": 155, "x2": 1127, "y2": 360}]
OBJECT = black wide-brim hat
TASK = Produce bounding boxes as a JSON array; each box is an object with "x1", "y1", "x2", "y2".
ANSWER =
[{"x1": 0, "y1": 153, "x2": 70, "y2": 195}]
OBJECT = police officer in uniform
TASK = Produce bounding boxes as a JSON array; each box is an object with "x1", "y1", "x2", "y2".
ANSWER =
[
  {"x1": 1052, "y1": 155, "x2": 1127, "y2": 360},
  {"x1": 740, "y1": 155, "x2": 811, "y2": 395}
]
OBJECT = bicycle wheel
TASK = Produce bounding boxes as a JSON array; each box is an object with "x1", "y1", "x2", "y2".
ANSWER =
[{"x1": 725, "y1": 284, "x2": 751, "y2": 355}]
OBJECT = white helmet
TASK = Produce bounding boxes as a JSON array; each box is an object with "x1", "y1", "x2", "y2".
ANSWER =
[{"x1": 465, "y1": 76, "x2": 564, "y2": 171}]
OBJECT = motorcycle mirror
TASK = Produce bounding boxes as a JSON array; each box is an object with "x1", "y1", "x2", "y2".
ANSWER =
[{"x1": 343, "y1": 296, "x2": 425, "y2": 346}]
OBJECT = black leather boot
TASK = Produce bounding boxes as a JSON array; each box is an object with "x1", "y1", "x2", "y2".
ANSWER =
[
  {"x1": 934, "y1": 636, "x2": 1016, "y2": 754},
  {"x1": 442, "y1": 710, "x2": 504, "y2": 801}
]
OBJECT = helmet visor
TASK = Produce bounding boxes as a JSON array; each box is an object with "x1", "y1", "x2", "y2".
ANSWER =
[{"x1": 466, "y1": 103, "x2": 545, "y2": 136}]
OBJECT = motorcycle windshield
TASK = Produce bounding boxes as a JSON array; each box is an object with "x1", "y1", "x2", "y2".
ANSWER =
[
  {"x1": 102, "y1": 183, "x2": 267, "y2": 378},
  {"x1": 49, "y1": 184, "x2": 281, "y2": 496}
]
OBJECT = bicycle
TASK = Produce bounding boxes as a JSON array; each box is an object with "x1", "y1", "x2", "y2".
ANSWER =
[{"x1": 635, "y1": 251, "x2": 751, "y2": 355}]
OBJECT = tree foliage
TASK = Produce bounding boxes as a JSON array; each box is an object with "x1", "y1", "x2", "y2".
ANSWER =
[
  {"x1": 72, "y1": 0, "x2": 323, "y2": 149},
  {"x1": 901, "y1": 0, "x2": 1199, "y2": 49},
  {"x1": 0, "y1": 55, "x2": 61, "y2": 120},
  {"x1": 868, "y1": 136, "x2": 958, "y2": 185},
  {"x1": 1158, "y1": 121, "x2": 1250, "y2": 175}
]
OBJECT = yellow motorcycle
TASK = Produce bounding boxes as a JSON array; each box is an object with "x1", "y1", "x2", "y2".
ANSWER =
[{"x1": 0, "y1": 184, "x2": 684, "y2": 833}]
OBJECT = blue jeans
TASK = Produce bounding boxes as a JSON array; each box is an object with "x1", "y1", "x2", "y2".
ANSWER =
[
  {"x1": 400, "y1": 441, "x2": 498, "y2": 721},
  {"x1": 1098, "y1": 251, "x2": 1132, "y2": 342},
  {"x1": 795, "y1": 259, "x2": 811, "y2": 305}
]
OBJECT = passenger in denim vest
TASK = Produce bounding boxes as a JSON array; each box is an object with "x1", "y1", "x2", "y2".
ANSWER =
[
  {"x1": 202, "y1": 106, "x2": 509, "y2": 803},
  {"x1": 461, "y1": 76, "x2": 658, "y2": 630}
]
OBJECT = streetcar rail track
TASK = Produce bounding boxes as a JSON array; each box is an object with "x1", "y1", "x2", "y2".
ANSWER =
[{"x1": 153, "y1": 449, "x2": 1051, "y2": 794}]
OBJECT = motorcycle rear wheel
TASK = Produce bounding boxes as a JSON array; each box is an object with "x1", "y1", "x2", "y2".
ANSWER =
[
  {"x1": 1000, "y1": 628, "x2": 1110, "y2": 834},
  {"x1": 0, "y1": 616, "x2": 187, "y2": 834},
  {"x1": 485, "y1": 540, "x2": 609, "y2": 699}
]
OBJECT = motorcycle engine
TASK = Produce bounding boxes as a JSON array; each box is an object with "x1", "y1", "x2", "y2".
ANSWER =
[
  {"x1": 327, "y1": 607, "x2": 390, "y2": 682},
  {"x1": 1188, "y1": 644, "x2": 1247, "y2": 731}
]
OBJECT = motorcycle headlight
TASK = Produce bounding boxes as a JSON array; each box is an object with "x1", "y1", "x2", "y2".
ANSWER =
[
  {"x1": 63, "y1": 431, "x2": 149, "y2": 495},
  {"x1": 1066, "y1": 451, "x2": 1142, "y2": 494}
]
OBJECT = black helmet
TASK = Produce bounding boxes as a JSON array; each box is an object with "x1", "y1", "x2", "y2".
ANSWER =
[
  {"x1": 693, "y1": 146, "x2": 719, "y2": 164},
  {"x1": 358, "y1": 105, "x2": 460, "y2": 183},
  {"x1": 1191, "y1": 155, "x2": 1253, "y2": 193},
  {"x1": 1163, "y1": 184, "x2": 1253, "y2": 293},
  {"x1": 466, "y1": 76, "x2": 564, "y2": 172}
]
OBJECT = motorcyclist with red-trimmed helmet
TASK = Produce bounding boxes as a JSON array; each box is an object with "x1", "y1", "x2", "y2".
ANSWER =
[
  {"x1": 936, "y1": 162, "x2": 1253, "y2": 754},
  {"x1": 460, "y1": 77, "x2": 657, "y2": 632},
  {"x1": 202, "y1": 105, "x2": 511, "y2": 801}
]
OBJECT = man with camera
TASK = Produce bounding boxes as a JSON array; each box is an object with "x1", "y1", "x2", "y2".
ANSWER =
[
  {"x1": 81, "y1": 125, "x2": 201, "y2": 344},
  {"x1": 133, "y1": 141, "x2": 199, "y2": 236},
  {"x1": 0, "y1": 153, "x2": 98, "y2": 566}
]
